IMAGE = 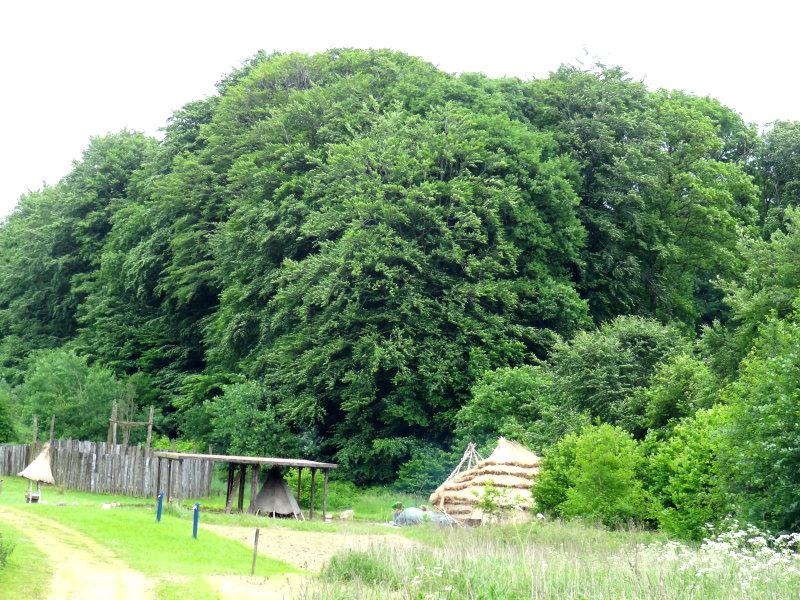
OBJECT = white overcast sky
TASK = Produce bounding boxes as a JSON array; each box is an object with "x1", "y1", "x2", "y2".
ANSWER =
[{"x1": 1, "y1": 0, "x2": 798, "y2": 218}]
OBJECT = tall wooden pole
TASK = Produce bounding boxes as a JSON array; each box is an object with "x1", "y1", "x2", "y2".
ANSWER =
[
  {"x1": 30, "y1": 415, "x2": 38, "y2": 462},
  {"x1": 145, "y1": 406, "x2": 154, "y2": 450},
  {"x1": 49, "y1": 415, "x2": 55, "y2": 444},
  {"x1": 109, "y1": 400, "x2": 118, "y2": 446}
]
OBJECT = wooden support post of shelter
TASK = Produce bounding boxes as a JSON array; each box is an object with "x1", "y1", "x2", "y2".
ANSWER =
[
  {"x1": 309, "y1": 468, "x2": 316, "y2": 520},
  {"x1": 237, "y1": 464, "x2": 246, "y2": 513},
  {"x1": 48, "y1": 415, "x2": 55, "y2": 444},
  {"x1": 250, "y1": 465, "x2": 259, "y2": 506},
  {"x1": 296, "y1": 468, "x2": 302, "y2": 503},
  {"x1": 323, "y1": 469, "x2": 329, "y2": 520},
  {"x1": 225, "y1": 463, "x2": 236, "y2": 514}
]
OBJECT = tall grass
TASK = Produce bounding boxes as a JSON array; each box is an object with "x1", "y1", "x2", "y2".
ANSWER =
[
  {"x1": 0, "y1": 530, "x2": 14, "y2": 568},
  {"x1": 303, "y1": 520, "x2": 800, "y2": 599}
]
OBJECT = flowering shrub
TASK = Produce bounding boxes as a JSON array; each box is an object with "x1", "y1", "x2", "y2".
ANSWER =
[{"x1": 631, "y1": 518, "x2": 800, "y2": 596}]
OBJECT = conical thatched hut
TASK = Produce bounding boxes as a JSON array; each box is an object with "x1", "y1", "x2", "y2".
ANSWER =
[
  {"x1": 429, "y1": 437, "x2": 540, "y2": 525},
  {"x1": 18, "y1": 443, "x2": 55, "y2": 503},
  {"x1": 18, "y1": 444, "x2": 55, "y2": 485}
]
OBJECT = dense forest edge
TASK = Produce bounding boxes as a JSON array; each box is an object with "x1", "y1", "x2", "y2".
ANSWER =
[{"x1": 2, "y1": 48, "x2": 800, "y2": 539}]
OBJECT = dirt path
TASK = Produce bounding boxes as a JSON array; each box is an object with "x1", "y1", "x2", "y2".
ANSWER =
[
  {"x1": 203, "y1": 523, "x2": 418, "y2": 572},
  {"x1": 0, "y1": 506, "x2": 154, "y2": 600}
]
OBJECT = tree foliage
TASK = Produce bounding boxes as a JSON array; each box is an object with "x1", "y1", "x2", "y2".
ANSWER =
[
  {"x1": 533, "y1": 424, "x2": 650, "y2": 527},
  {"x1": 1, "y1": 49, "x2": 794, "y2": 511}
]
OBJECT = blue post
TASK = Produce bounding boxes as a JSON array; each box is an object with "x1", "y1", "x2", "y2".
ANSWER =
[
  {"x1": 192, "y1": 502, "x2": 200, "y2": 539},
  {"x1": 156, "y1": 492, "x2": 163, "y2": 523}
]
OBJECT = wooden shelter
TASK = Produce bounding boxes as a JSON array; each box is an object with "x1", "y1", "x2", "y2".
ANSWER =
[
  {"x1": 153, "y1": 451, "x2": 337, "y2": 519},
  {"x1": 429, "y1": 437, "x2": 540, "y2": 525}
]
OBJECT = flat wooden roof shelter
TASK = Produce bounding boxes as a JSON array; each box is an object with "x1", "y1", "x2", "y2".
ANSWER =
[{"x1": 154, "y1": 451, "x2": 337, "y2": 519}]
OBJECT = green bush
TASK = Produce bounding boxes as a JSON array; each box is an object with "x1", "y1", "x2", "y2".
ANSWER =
[
  {"x1": 534, "y1": 424, "x2": 650, "y2": 527},
  {"x1": 550, "y1": 316, "x2": 689, "y2": 438},
  {"x1": 0, "y1": 383, "x2": 15, "y2": 443},
  {"x1": 645, "y1": 406, "x2": 729, "y2": 540},
  {"x1": 718, "y1": 313, "x2": 800, "y2": 532},
  {"x1": 206, "y1": 380, "x2": 305, "y2": 457},
  {"x1": 456, "y1": 365, "x2": 589, "y2": 453},
  {"x1": 644, "y1": 354, "x2": 718, "y2": 434},
  {"x1": 15, "y1": 349, "x2": 126, "y2": 440},
  {"x1": 395, "y1": 445, "x2": 454, "y2": 495}
]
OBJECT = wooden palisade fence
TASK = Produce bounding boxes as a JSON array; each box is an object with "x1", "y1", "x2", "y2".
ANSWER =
[{"x1": 0, "y1": 439, "x2": 212, "y2": 499}]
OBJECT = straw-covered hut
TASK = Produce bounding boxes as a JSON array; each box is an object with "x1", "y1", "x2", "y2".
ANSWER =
[
  {"x1": 18, "y1": 443, "x2": 55, "y2": 485},
  {"x1": 429, "y1": 437, "x2": 540, "y2": 525}
]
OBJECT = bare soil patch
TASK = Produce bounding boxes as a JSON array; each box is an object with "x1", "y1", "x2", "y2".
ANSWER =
[{"x1": 202, "y1": 523, "x2": 418, "y2": 572}]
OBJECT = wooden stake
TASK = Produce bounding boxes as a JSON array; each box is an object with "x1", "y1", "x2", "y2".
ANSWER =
[{"x1": 251, "y1": 528, "x2": 260, "y2": 575}]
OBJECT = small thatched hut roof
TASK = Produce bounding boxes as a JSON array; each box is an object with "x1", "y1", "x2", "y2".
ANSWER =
[
  {"x1": 429, "y1": 437, "x2": 540, "y2": 524},
  {"x1": 18, "y1": 444, "x2": 55, "y2": 484}
]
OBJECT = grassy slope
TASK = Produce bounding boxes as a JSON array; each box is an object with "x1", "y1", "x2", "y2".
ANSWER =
[
  {"x1": 0, "y1": 476, "x2": 297, "y2": 599},
  {"x1": 0, "y1": 522, "x2": 51, "y2": 599}
]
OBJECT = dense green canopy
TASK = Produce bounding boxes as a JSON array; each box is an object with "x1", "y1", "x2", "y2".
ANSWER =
[{"x1": 2, "y1": 49, "x2": 799, "y2": 514}]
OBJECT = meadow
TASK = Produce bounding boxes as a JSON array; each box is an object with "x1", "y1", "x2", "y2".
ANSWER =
[
  {"x1": 2, "y1": 474, "x2": 800, "y2": 599},
  {"x1": 305, "y1": 521, "x2": 800, "y2": 599}
]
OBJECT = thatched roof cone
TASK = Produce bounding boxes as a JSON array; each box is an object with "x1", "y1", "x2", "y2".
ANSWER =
[
  {"x1": 429, "y1": 437, "x2": 540, "y2": 524},
  {"x1": 18, "y1": 444, "x2": 55, "y2": 484}
]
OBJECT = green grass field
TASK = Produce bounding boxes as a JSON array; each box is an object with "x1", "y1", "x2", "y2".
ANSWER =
[
  {"x1": 0, "y1": 521, "x2": 51, "y2": 599},
  {"x1": 6, "y1": 474, "x2": 797, "y2": 599},
  {"x1": 0, "y1": 476, "x2": 297, "y2": 599}
]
